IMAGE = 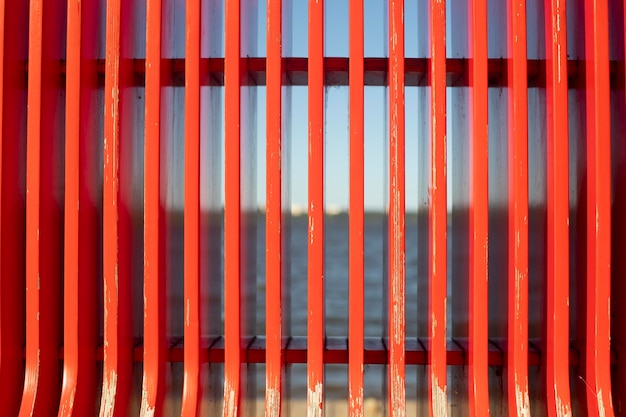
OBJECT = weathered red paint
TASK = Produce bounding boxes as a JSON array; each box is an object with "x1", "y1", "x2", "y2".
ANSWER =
[
  {"x1": 506, "y1": 0, "x2": 530, "y2": 416},
  {"x1": 224, "y1": 0, "x2": 243, "y2": 415},
  {"x1": 141, "y1": 0, "x2": 166, "y2": 414},
  {"x1": 428, "y1": 0, "x2": 447, "y2": 414},
  {"x1": 181, "y1": 0, "x2": 201, "y2": 414},
  {"x1": 21, "y1": 0, "x2": 65, "y2": 414},
  {"x1": 307, "y1": 0, "x2": 324, "y2": 415},
  {"x1": 101, "y1": 0, "x2": 133, "y2": 414},
  {"x1": 59, "y1": 0, "x2": 99, "y2": 415},
  {"x1": 544, "y1": 0, "x2": 572, "y2": 415},
  {"x1": 388, "y1": 0, "x2": 406, "y2": 415},
  {"x1": 348, "y1": 0, "x2": 364, "y2": 415},
  {"x1": 468, "y1": 0, "x2": 490, "y2": 414},
  {"x1": 265, "y1": 0, "x2": 284, "y2": 415}
]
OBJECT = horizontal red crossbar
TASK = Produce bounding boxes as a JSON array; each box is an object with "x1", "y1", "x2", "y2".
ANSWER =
[
  {"x1": 12, "y1": 57, "x2": 623, "y2": 88},
  {"x1": 51, "y1": 337, "x2": 620, "y2": 367}
]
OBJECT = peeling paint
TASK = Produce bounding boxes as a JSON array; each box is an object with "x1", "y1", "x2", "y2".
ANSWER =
[
  {"x1": 597, "y1": 388, "x2": 606, "y2": 417},
  {"x1": 349, "y1": 387, "x2": 363, "y2": 416},
  {"x1": 308, "y1": 382, "x2": 323, "y2": 417},
  {"x1": 432, "y1": 375, "x2": 447, "y2": 416},
  {"x1": 554, "y1": 386, "x2": 572, "y2": 417},
  {"x1": 266, "y1": 387, "x2": 281, "y2": 417},
  {"x1": 140, "y1": 384, "x2": 155, "y2": 417},
  {"x1": 100, "y1": 369, "x2": 118, "y2": 417},
  {"x1": 224, "y1": 382, "x2": 238, "y2": 417},
  {"x1": 391, "y1": 374, "x2": 405, "y2": 417},
  {"x1": 515, "y1": 376, "x2": 531, "y2": 417},
  {"x1": 59, "y1": 389, "x2": 76, "y2": 417}
]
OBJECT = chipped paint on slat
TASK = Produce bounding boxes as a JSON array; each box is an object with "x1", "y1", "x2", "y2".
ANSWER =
[
  {"x1": 308, "y1": 382, "x2": 323, "y2": 417},
  {"x1": 515, "y1": 376, "x2": 531, "y2": 417},
  {"x1": 265, "y1": 386, "x2": 281, "y2": 417},
  {"x1": 100, "y1": 370, "x2": 118, "y2": 417},
  {"x1": 140, "y1": 385, "x2": 155, "y2": 417},
  {"x1": 224, "y1": 382, "x2": 238, "y2": 417},
  {"x1": 432, "y1": 375, "x2": 447, "y2": 416}
]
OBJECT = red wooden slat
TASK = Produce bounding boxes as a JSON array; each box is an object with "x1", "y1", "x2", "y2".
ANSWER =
[
  {"x1": 266, "y1": 0, "x2": 284, "y2": 414},
  {"x1": 583, "y1": 0, "x2": 614, "y2": 415},
  {"x1": 428, "y1": 0, "x2": 447, "y2": 414},
  {"x1": 348, "y1": 0, "x2": 364, "y2": 415},
  {"x1": 58, "y1": 0, "x2": 99, "y2": 415},
  {"x1": 468, "y1": 0, "x2": 490, "y2": 414},
  {"x1": 544, "y1": 0, "x2": 571, "y2": 415},
  {"x1": 224, "y1": 0, "x2": 242, "y2": 414},
  {"x1": 181, "y1": 0, "x2": 201, "y2": 413},
  {"x1": 20, "y1": 0, "x2": 45, "y2": 413},
  {"x1": 59, "y1": 1, "x2": 82, "y2": 414},
  {"x1": 0, "y1": 1, "x2": 26, "y2": 413},
  {"x1": 20, "y1": 0, "x2": 64, "y2": 414},
  {"x1": 388, "y1": 0, "x2": 405, "y2": 415},
  {"x1": 142, "y1": 0, "x2": 166, "y2": 414},
  {"x1": 612, "y1": 0, "x2": 626, "y2": 411},
  {"x1": 101, "y1": 0, "x2": 133, "y2": 414},
  {"x1": 507, "y1": 0, "x2": 530, "y2": 415},
  {"x1": 307, "y1": 0, "x2": 324, "y2": 415}
]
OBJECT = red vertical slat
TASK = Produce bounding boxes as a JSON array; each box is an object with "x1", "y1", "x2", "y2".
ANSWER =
[
  {"x1": 388, "y1": 0, "x2": 405, "y2": 415},
  {"x1": 428, "y1": 0, "x2": 447, "y2": 414},
  {"x1": 59, "y1": 0, "x2": 82, "y2": 414},
  {"x1": 467, "y1": 0, "x2": 489, "y2": 414},
  {"x1": 142, "y1": 0, "x2": 166, "y2": 414},
  {"x1": 0, "y1": 1, "x2": 26, "y2": 414},
  {"x1": 59, "y1": 0, "x2": 99, "y2": 415},
  {"x1": 506, "y1": 0, "x2": 530, "y2": 415},
  {"x1": 20, "y1": 0, "x2": 45, "y2": 413},
  {"x1": 348, "y1": 0, "x2": 364, "y2": 415},
  {"x1": 266, "y1": 0, "x2": 284, "y2": 414},
  {"x1": 583, "y1": 0, "x2": 614, "y2": 415},
  {"x1": 181, "y1": 0, "x2": 201, "y2": 412},
  {"x1": 544, "y1": 0, "x2": 571, "y2": 415},
  {"x1": 307, "y1": 0, "x2": 324, "y2": 415},
  {"x1": 224, "y1": 0, "x2": 242, "y2": 414},
  {"x1": 101, "y1": 0, "x2": 133, "y2": 413},
  {"x1": 20, "y1": 0, "x2": 64, "y2": 413}
]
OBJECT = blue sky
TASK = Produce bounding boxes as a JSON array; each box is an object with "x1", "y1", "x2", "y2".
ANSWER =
[{"x1": 145, "y1": 0, "x2": 557, "y2": 213}]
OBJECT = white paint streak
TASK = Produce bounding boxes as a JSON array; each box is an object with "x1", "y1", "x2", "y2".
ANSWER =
[
  {"x1": 100, "y1": 370, "x2": 118, "y2": 417},
  {"x1": 308, "y1": 382, "x2": 323, "y2": 417},
  {"x1": 266, "y1": 387, "x2": 281, "y2": 417},
  {"x1": 349, "y1": 387, "x2": 363, "y2": 417},
  {"x1": 432, "y1": 375, "x2": 448, "y2": 416},
  {"x1": 225, "y1": 382, "x2": 238, "y2": 417},
  {"x1": 515, "y1": 376, "x2": 531, "y2": 417},
  {"x1": 597, "y1": 388, "x2": 606, "y2": 417},
  {"x1": 140, "y1": 384, "x2": 156, "y2": 417},
  {"x1": 554, "y1": 385, "x2": 572, "y2": 417},
  {"x1": 391, "y1": 374, "x2": 405, "y2": 417}
]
